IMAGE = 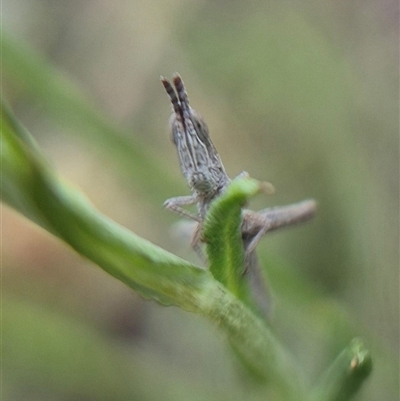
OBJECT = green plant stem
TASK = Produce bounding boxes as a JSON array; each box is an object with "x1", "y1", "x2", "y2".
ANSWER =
[
  {"x1": 1, "y1": 100, "x2": 307, "y2": 399},
  {"x1": 203, "y1": 177, "x2": 261, "y2": 314},
  {"x1": 309, "y1": 338, "x2": 372, "y2": 401}
]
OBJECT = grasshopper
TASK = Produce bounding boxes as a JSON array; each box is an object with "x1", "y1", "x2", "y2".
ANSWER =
[{"x1": 161, "y1": 73, "x2": 316, "y2": 315}]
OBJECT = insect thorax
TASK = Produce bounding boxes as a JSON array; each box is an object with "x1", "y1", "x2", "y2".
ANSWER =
[{"x1": 170, "y1": 115, "x2": 228, "y2": 195}]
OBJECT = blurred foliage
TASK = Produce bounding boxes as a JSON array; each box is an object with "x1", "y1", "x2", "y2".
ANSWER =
[{"x1": 2, "y1": 0, "x2": 398, "y2": 400}]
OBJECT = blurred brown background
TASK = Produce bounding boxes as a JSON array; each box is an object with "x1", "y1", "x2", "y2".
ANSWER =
[{"x1": 3, "y1": 1, "x2": 399, "y2": 400}]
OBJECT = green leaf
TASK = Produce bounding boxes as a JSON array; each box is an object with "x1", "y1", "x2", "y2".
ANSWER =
[
  {"x1": 1, "y1": 100, "x2": 308, "y2": 398},
  {"x1": 1, "y1": 100, "x2": 212, "y2": 309},
  {"x1": 203, "y1": 176, "x2": 261, "y2": 308},
  {"x1": 309, "y1": 338, "x2": 372, "y2": 401}
]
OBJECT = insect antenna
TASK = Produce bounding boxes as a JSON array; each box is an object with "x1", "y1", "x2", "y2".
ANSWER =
[
  {"x1": 161, "y1": 76, "x2": 183, "y2": 121},
  {"x1": 172, "y1": 73, "x2": 191, "y2": 116}
]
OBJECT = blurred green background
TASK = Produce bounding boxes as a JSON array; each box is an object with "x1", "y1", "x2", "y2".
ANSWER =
[{"x1": 2, "y1": 1, "x2": 398, "y2": 400}]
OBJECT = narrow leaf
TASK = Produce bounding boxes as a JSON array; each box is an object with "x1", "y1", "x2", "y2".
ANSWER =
[
  {"x1": 1, "y1": 102, "x2": 307, "y2": 398},
  {"x1": 203, "y1": 177, "x2": 262, "y2": 308},
  {"x1": 309, "y1": 338, "x2": 372, "y2": 401}
]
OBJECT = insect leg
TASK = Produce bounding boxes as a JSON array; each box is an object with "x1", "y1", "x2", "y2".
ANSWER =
[{"x1": 164, "y1": 195, "x2": 201, "y2": 222}]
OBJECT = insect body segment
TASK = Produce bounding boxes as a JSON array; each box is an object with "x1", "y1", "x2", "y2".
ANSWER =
[
  {"x1": 161, "y1": 74, "x2": 229, "y2": 208},
  {"x1": 161, "y1": 73, "x2": 317, "y2": 319}
]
